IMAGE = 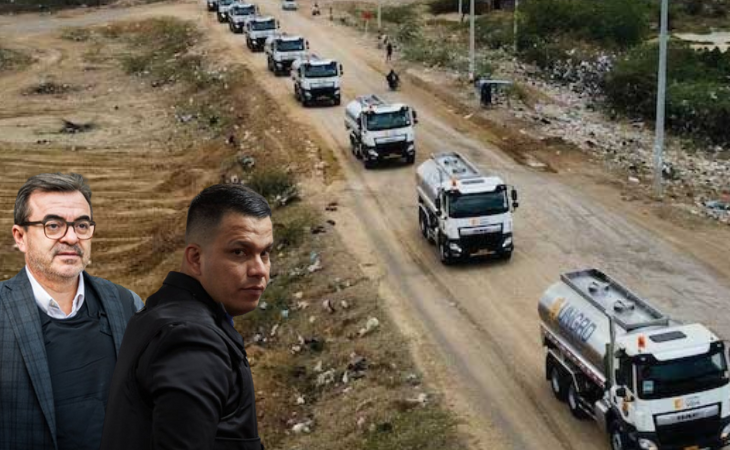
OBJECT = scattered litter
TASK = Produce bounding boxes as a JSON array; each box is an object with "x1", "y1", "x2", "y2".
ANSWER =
[
  {"x1": 325, "y1": 201, "x2": 339, "y2": 211},
  {"x1": 60, "y1": 119, "x2": 94, "y2": 134},
  {"x1": 358, "y1": 317, "x2": 380, "y2": 336},
  {"x1": 322, "y1": 299, "x2": 336, "y2": 314},
  {"x1": 258, "y1": 301, "x2": 268, "y2": 311}
]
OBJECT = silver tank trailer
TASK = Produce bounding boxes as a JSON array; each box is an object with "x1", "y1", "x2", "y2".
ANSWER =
[{"x1": 538, "y1": 269, "x2": 670, "y2": 381}]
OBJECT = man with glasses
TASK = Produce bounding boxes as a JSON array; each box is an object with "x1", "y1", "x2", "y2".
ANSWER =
[{"x1": 0, "y1": 173, "x2": 143, "y2": 450}]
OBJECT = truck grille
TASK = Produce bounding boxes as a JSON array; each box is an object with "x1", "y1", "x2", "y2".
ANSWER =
[
  {"x1": 459, "y1": 232, "x2": 503, "y2": 253},
  {"x1": 375, "y1": 140, "x2": 408, "y2": 156},
  {"x1": 655, "y1": 412, "x2": 721, "y2": 448}
]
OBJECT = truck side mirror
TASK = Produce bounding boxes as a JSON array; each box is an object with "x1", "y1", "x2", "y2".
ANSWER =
[
  {"x1": 339, "y1": 64, "x2": 344, "y2": 75},
  {"x1": 434, "y1": 197, "x2": 441, "y2": 213},
  {"x1": 615, "y1": 387, "x2": 627, "y2": 398},
  {"x1": 306, "y1": 40, "x2": 310, "y2": 49},
  {"x1": 412, "y1": 109, "x2": 419, "y2": 124},
  {"x1": 277, "y1": 20, "x2": 281, "y2": 28},
  {"x1": 511, "y1": 189, "x2": 518, "y2": 209}
]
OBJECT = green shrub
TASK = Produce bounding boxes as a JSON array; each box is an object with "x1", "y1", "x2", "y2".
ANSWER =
[
  {"x1": 60, "y1": 27, "x2": 92, "y2": 42},
  {"x1": 246, "y1": 169, "x2": 297, "y2": 202},
  {"x1": 604, "y1": 43, "x2": 730, "y2": 145},
  {"x1": 381, "y1": 4, "x2": 417, "y2": 24},
  {"x1": 475, "y1": 12, "x2": 514, "y2": 50},
  {"x1": 0, "y1": 47, "x2": 31, "y2": 72},
  {"x1": 519, "y1": 0, "x2": 650, "y2": 49}
]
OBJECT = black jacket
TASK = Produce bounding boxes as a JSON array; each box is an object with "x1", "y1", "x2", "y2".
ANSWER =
[{"x1": 100, "y1": 272, "x2": 262, "y2": 450}]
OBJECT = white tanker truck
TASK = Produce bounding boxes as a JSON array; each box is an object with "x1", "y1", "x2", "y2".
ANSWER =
[
  {"x1": 344, "y1": 94, "x2": 417, "y2": 168},
  {"x1": 416, "y1": 152, "x2": 517, "y2": 264},
  {"x1": 539, "y1": 269, "x2": 730, "y2": 450}
]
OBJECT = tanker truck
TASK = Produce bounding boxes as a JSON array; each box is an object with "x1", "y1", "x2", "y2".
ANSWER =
[
  {"x1": 539, "y1": 269, "x2": 730, "y2": 450},
  {"x1": 416, "y1": 152, "x2": 518, "y2": 264},
  {"x1": 344, "y1": 94, "x2": 417, "y2": 168}
]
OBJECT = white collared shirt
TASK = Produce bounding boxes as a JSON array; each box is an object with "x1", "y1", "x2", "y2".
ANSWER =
[{"x1": 25, "y1": 266, "x2": 85, "y2": 319}]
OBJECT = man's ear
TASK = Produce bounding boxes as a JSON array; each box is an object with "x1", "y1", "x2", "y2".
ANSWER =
[
  {"x1": 12, "y1": 225, "x2": 28, "y2": 253},
  {"x1": 183, "y1": 244, "x2": 204, "y2": 276}
]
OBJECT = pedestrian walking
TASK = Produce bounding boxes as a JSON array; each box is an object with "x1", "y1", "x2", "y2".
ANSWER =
[{"x1": 386, "y1": 41, "x2": 393, "y2": 62}]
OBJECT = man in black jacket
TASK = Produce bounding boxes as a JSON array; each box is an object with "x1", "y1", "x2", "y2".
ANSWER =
[{"x1": 101, "y1": 184, "x2": 272, "y2": 450}]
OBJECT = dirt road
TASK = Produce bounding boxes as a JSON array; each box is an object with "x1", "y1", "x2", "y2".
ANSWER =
[{"x1": 3, "y1": 2, "x2": 730, "y2": 449}]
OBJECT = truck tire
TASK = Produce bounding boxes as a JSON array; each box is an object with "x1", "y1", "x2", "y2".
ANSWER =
[
  {"x1": 548, "y1": 359, "x2": 569, "y2": 402},
  {"x1": 439, "y1": 236, "x2": 453, "y2": 265},
  {"x1": 405, "y1": 154, "x2": 415, "y2": 165},
  {"x1": 609, "y1": 422, "x2": 626, "y2": 450},
  {"x1": 418, "y1": 210, "x2": 429, "y2": 240},
  {"x1": 498, "y1": 250, "x2": 513, "y2": 261},
  {"x1": 333, "y1": 96, "x2": 341, "y2": 106},
  {"x1": 567, "y1": 382, "x2": 588, "y2": 420},
  {"x1": 364, "y1": 158, "x2": 375, "y2": 170}
]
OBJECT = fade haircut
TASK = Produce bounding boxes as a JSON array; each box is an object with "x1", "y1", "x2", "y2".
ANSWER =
[
  {"x1": 14, "y1": 173, "x2": 92, "y2": 225},
  {"x1": 185, "y1": 184, "x2": 271, "y2": 244}
]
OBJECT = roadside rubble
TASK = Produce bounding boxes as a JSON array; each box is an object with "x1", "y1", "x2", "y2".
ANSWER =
[{"x1": 497, "y1": 57, "x2": 730, "y2": 224}]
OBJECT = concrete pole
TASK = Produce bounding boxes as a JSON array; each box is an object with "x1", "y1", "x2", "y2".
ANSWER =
[
  {"x1": 459, "y1": 0, "x2": 463, "y2": 22},
  {"x1": 513, "y1": 0, "x2": 519, "y2": 53},
  {"x1": 653, "y1": 0, "x2": 668, "y2": 198},
  {"x1": 377, "y1": 0, "x2": 381, "y2": 30},
  {"x1": 469, "y1": 0, "x2": 475, "y2": 81}
]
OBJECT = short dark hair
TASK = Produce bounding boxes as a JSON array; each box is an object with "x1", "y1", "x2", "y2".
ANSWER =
[
  {"x1": 185, "y1": 184, "x2": 271, "y2": 244},
  {"x1": 15, "y1": 173, "x2": 92, "y2": 225}
]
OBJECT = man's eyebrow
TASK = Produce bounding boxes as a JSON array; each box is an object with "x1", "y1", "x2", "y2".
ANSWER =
[
  {"x1": 229, "y1": 240, "x2": 275, "y2": 251},
  {"x1": 42, "y1": 214, "x2": 92, "y2": 222}
]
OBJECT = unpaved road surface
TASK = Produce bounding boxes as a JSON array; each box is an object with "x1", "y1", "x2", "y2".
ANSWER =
[{"x1": 3, "y1": 2, "x2": 730, "y2": 449}]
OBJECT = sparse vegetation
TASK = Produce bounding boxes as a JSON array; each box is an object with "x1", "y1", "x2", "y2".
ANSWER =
[
  {"x1": 60, "y1": 27, "x2": 93, "y2": 42},
  {"x1": 0, "y1": 47, "x2": 32, "y2": 72},
  {"x1": 246, "y1": 168, "x2": 298, "y2": 203},
  {"x1": 604, "y1": 42, "x2": 730, "y2": 146}
]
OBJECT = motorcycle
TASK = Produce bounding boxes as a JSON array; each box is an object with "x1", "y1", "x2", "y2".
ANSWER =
[{"x1": 386, "y1": 75, "x2": 399, "y2": 91}]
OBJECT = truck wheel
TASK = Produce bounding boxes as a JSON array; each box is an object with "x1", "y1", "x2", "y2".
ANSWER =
[
  {"x1": 609, "y1": 423, "x2": 625, "y2": 450},
  {"x1": 498, "y1": 250, "x2": 513, "y2": 261},
  {"x1": 418, "y1": 210, "x2": 429, "y2": 240},
  {"x1": 364, "y1": 158, "x2": 375, "y2": 170},
  {"x1": 405, "y1": 154, "x2": 415, "y2": 165},
  {"x1": 333, "y1": 97, "x2": 341, "y2": 106},
  {"x1": 548, "y1": 359, "x2": 569, "y2": 402},
  {"x1": 567, "y1": 382, "x2": 588, "y2": 420},
  {"x1": 439, "y1": 237, "x2": 453, "y2": 265}
]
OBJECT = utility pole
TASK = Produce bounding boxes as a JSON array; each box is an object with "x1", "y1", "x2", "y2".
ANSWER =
[
  {"x1": 513, "y1": 0, "x2": 519, "y2": 53},
  {"x1": 377, "y1": 0, "x2": 381, "y2": 30},
  {"x1": 469, "y1": 0, "x2": 475, "y2": 81},
  {"x1": 653, "y1": 0, "x2": 668, "y2": 198},
  {"x1": 459, "y1": 0, "x2": 463, "y2": 23}
]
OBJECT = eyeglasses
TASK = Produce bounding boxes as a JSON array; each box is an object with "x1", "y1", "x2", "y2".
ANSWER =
[{"x1": 20, "y1": 217, "x2": 96, "y2": 240}]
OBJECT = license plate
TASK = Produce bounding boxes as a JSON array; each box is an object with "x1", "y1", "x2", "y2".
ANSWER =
[
  {"x1": 473, "y1": 249, "x2": 495, "y2": 256},
  {"x1": 684, "y1": 446, "x2": 699, "y2": 450}
]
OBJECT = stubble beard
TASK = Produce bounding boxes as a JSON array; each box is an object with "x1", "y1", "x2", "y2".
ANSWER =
[{"x1": 26, "y1": 243, "x2": 89, "y2": 284}]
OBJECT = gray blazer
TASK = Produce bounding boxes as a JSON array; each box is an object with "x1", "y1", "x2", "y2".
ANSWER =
[{"x1": 0, "y1": 269, "x2": 143, "y2": 450}]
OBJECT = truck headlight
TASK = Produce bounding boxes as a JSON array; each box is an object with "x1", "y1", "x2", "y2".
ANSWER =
[
  {"x1": 448, "y1": 242, "x2": 462, "y2": 253},
  {"x1": 721, "y1": 423, "x2": 730, "y2": 441},
  {"x1": 367, "y1": 149, "x2": 378, "y2": 158},
  {"x1": 407, "y1": 143, "x2": 415, "y2": 153},
  {"x1": 637, "y1": 438, "x2": 658, "y2": 450},
  {"x1": 334, "y1": 89, "x2": 340, "y2": 94},
  {"x1": 502, "y1": 236, "x2": 513, "y2": 247}
]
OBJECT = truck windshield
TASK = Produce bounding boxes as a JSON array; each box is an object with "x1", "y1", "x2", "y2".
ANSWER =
[
  {"x1": 448, "y1": 191, "x2": 509, "y2": 218},
  {"x1": 278, "y1": 40, "x2": 304, "y2": 51},
  {"x1": 637, "y1": 348, "x2": 729, "y2": 399},
  {"x1": 232, "y1": 5, "x2": 254, "y2": 15},
  {"x1": 252, "y1": 20, "x2": 275, "y2": 30},
  {"x1": 304, "y1": 62, "x2": 338, "y2": 78},
  {"x1": 219, "y1": 0, "x2": 234, "y2": 5},
  {"x1": 365, "y1": 110, "x2": 411, "y2": 131}
]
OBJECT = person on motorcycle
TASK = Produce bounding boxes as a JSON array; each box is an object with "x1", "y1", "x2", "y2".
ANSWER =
[{"x1": 386, "y1": 69, "x2": 399, "y2": 90}]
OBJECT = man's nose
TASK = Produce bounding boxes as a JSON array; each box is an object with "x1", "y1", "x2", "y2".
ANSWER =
[
  {"x1": 59, "y1": 224, "x2": 80, "y2": 244},
  {"x1": 248, "y1": 254, "x2": 269, "y2": 278}
]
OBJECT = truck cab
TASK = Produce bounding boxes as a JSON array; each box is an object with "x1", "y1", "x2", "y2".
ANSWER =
[
  {"x1": 216, "y1": 0, "x2": 235, "y2": 22},
  {"x1": 416, "y1": 152, "x2": 518, "y2": 263},
  {"x1": 207, "y1": 0, "x2": 218, "y2": 12},
  {"x1": 245, "y1": 16, "x2": 278, "y2": 52},
  {"x1": 264, "y1": 34, "x2": 308, "y2": 75},
  {"x1": 281, "y1": 0, "x2": 298, "y2": 10},
  {"x1": 228, "y1": 3, "x2": 257, "y2": 33},
  {"x1": 344, "y1": 94, "x2": 417, "y2": 168},
  {"x1": 292, "y1": 55, "x2": 343, "y2": 106}
]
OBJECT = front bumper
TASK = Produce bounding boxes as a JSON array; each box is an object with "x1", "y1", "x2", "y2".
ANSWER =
[
  {"x1": 303, "y1": 86, "x2": 340, "y2": 101},
  {"x1": 633, "y1": 414, "x2": 730, "y2": 450},
  {"x1": 365, "y1": 141, "x2": 415, "y2": 162},
  {"x1": 446, "y1": 232, "x2": 513, "y2": 258}
]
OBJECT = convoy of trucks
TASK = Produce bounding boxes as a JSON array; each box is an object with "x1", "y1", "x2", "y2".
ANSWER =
[
  {"x1": 264, "y1": 34, "x2": 308, "y2": 75},
  {"x1": 344, "y1": 94, "x2": 417, "y2": 168},
  {"x1": 416, "y1": 152, "x2": 517, "y2": 263},
  {"x1": 207, "y1": 4, "x2": 730, "y2": 450},
  {"x1": 540, "y1": 269, "x2": 730, "y2": 450},
  {"x1": 291, "y1": 54, "x2": 343, "y2": 106}
]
